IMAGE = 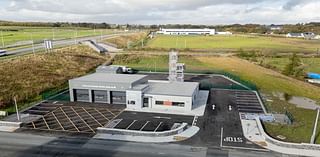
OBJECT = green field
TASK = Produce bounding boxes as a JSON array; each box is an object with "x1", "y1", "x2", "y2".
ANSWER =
[
  {"x1": 147, "y1": 35, "x2": 320, "y2": 53},
  {"x1": 113, "y1": 54, "x2": 320, "y2": 143},
  {"x1": 0, "y1": 26, "x2": 116, "y2": 47},
  {"x1": 263, "y1": 57, "x2": 320, "y2": 73}
]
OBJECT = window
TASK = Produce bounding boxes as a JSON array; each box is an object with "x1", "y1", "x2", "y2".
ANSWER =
[
  {"x1": 155, "y1": 101, "x2": 163, "y2": 105},
  {"x1": 172, "y1": 102, "x2": 185, "y2": 107},
  {"x1": 128, "y1": 100, "x2": 135, "y2": 105}
]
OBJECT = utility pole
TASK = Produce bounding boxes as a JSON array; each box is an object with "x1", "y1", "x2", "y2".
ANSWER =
[
  {"x1": 14, "y1": 97, "x2": 21, "y2": 122},
  {"x1": 52, "y1": 28, "x2": 55, "y2": 40},
  {"x1": 141, "y1": 39, "x2": 144, "y2": 47},
  {"x1": 74, "y1": 28, "x2": 78, "y2": 44},
  {"x1": 1, "y1": 30, "x2": 4, "y2": 48}
]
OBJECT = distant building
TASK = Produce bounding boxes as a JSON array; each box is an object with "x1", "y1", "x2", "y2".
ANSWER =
[
  {"x1": 286, "y1": 33, "x2": 305, "y2": 38},
  {"x1": 286, "y1": 32, "x2": 315, "y2": 39},
  {"x1": 157, "y1": 28, "x2": 215, "y2": 35},
  {"x1": 269, "y1": 25, "x2": 283, "y2": 31},
  {"x1": 216, "y1": 31, "x2": 233, "y2": 35}
]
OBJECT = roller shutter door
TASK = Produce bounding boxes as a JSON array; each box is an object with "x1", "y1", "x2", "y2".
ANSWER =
[
  {"x1": 111, "y1": 91, "x2": 126, "y2": 104},
  {"x1": 92, "y1": 90, "x2": 108, "y2": 103},
  {"x1": 74, "y1": 89, "x2": 89, "y2": 102}
]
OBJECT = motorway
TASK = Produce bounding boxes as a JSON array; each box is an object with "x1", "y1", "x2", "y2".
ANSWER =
[
  {"x1": 5, "y1": 33, "x2": 127, "y2": 56},
  {"x1": 0, "y1": 132, "x2": 284, "y2": 157}
]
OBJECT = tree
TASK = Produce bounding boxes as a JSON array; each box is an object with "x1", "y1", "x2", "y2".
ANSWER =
[{"x1": 282, "y1": 53, "x2": 305, "y2": 78}]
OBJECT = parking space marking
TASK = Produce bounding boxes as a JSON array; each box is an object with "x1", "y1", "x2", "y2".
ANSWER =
[
  {"x1": 70, "y1": 107, "x2": 95, "y2": 133},
  {"x1": 140, "y1": 121, "x2": 150, "y2": 131},
  {"x1": 60, "y1": 107, "x2": 80, "y2": 132},
  {"x1": 126, "y1": 120, "x2": 137, "y2": 129},
  {"x1": 52, "y1": 112, "x2": 65, "y2": 131},
  {"x1": 105, "y1": 108, "x2": 116, "y2": 116},
  {"x1": 31, "y1": 122, "x2": 36, "y2": 129},
  {"x1": 42, "y1": 117, "x2": 50, "y2": 130},
  {"x1": 154, "y1": 122, "x2": 163, "y2": 132},
  {"x1": 81, "y1": 107, "x2": 103, "y2": 127},
  {"x1": 94, "y1": 108, "x2": 110, "y2": 121}
]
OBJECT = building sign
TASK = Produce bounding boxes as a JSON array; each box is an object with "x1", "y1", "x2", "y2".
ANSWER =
[
  {"x1": 164, "y1": 101, "x2": 172, "y2": 106},
  {"x1": 82, "y1": 85, "x2": 116, "y2": 89}
]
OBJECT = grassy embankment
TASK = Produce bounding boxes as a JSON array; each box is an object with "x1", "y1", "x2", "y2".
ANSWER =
[
  {"x1": 262, "y1": 57, "x2": 320, "y2": 73},
  {"x1": 0, "y1": 45, "x2": 110, "y2": 113},
  {"x1": 113, "y1": 54, "x2": 320, "y2": 143},
  {"x1": 147, "y1": 34, "x2": 320, "y2": 53},
  {"x1": 102, "y1": 32, "x2": 147, "y2": 49}
]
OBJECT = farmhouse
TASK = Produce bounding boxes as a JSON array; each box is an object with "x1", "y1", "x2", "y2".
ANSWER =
[{"x1": 157, "y1": 28, "x2": 215, "y2": 35}]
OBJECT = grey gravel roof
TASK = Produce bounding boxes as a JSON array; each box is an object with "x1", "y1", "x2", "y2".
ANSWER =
[
  {"x1": 70, "y1": 73, "x2": 147, "y2": 83},
  {"x1": 145, "y1": 81, "x2": 199, "y2": 97}
]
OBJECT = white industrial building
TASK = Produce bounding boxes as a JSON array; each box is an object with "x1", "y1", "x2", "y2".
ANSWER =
[
  {"x1": 157, "y1": 28, "x2": 215, "y2": 35},
  {"x1": 68, "y1": 73, "x2": 206, "y2": 114},
  {"x1": 69, "y1": 51, "x2": 208, "y2": 115}
]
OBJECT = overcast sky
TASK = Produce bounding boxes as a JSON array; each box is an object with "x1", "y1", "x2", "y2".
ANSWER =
[{"x1": 0, "y1": 0, "x2": 319, "y2": 24}]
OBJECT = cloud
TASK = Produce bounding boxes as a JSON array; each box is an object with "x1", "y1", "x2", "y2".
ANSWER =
[{"x1": 0, "y1": 0, "x2": 319, "y2": 24}]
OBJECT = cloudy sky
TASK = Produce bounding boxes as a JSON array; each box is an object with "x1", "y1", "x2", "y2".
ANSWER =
[{"x1": 0, "y1": 0, "x2": 319, "y2": 24}]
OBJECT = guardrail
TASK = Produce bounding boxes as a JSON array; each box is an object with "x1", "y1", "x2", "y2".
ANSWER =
[
  {"x1": 0, "y1": 121, "x2": 21, "y2": 128},
  {"x1": 255, "y1": 117, "x2": 320, "y2": 151},
  {"x1": 97, "y1": 123, "x2": 188, "y2": 137}
]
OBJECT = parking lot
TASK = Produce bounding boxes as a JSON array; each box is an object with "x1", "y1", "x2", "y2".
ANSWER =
[
  {"x1": 182, "y1": 89, "x2": 263, "y2": 149},
  {"x1": 107, "y1": 111, "x2": 194, "y2": 132},
  {"x1": 23, "y1": 103, "x2": 124, "y2": 134}
]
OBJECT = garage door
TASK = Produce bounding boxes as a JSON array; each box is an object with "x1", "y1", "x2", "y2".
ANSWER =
[
  {"x1": 74, "y1": 89, "x2": 89, "y2": 102},
  {"x1": 92, "y1": 90, "x2": 108, "y2": 103},
  {"x1": 111, "y1": 91, "x2": 126, "y2": 104}
]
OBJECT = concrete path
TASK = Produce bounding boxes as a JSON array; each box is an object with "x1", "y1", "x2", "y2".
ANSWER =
[
  {"x1": 94, "y1": 126, "x2": 199, "y2": 143},
  {"x1": 241, "y1": 119, "x2": 320, "y2": 157}
]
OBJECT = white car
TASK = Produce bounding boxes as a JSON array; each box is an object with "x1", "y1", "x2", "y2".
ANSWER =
[
  {"x1": 0, "y1": 50, "x2": 7, "y2": 56},
  {"x1": 228, "y1": 105, "x2": 232, "y2": 111}
]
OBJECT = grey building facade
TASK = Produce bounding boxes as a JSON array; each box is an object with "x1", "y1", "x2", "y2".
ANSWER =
[{"x1": 69, "y1": 73, "x2": 147, "y2": 104}]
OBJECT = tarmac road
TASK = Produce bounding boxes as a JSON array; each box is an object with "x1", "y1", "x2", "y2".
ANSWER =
[
  {"x1": 5, "y1": 33, "x2": 127, "y2": 56},
  {"x1": 0, "y1": 131, "x2": 286, "y2": 157},
  {"x1": 0, "y1": 131, "x2": 208, "y2": 157}
]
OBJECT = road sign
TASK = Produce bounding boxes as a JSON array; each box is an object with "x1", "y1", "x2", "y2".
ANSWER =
[{"x1": 44, "y1": 40, "x2": 53, "y2": 52}]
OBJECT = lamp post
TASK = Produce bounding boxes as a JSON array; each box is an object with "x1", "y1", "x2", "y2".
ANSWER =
[{"x1": 1, "y1": 30, "x2": 4, "y2": 48}]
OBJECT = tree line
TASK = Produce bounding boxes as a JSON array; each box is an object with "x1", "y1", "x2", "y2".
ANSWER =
[{"x1": 1, "y1": 20, "x2": 320, "y2": 34}]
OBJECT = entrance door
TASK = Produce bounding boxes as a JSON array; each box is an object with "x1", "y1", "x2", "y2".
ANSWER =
[{"x1": 143, "y1": 98, "x2": 149, "y2": 107}]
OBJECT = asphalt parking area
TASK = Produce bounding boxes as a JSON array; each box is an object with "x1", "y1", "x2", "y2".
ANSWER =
[
  {"x1": 182, "y1": 89, "x2": 263, "y2": 150},
  {"x1": 23, "y1": 105, "x2": 123, "y2": 134},
  {"x1": 108, "y1": 111, "x2": 194, "y2": 132}
]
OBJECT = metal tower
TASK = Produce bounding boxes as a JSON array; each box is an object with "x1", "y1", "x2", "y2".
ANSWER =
[{"x1": 168, "y1": 50, "x2": 185, "y2": 82}]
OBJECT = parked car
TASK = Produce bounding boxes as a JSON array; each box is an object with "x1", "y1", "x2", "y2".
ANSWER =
[{"x1": 0, "y1": 49, "x2": 7, "y2": 56}]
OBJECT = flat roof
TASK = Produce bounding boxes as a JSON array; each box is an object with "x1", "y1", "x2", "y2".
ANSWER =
[
  {"x1": 145, "y1": 80, "x2": 199, "y2": 97},
  {"x1": 70, "y1": 73, "x2": 147, "y2": 84}
]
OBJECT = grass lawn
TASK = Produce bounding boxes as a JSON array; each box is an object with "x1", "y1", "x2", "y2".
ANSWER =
[
  {"x1": 147, "y1": 35, "x2": 320, "y2": 53},
  {"x1": 0, "y1": 26, "x2": 116, "y2": 47},
  {"x1": 0, "y1": 45, "x2": 110, "y2": 112},
  {"x1": 113, "y1": 54, "x2": 320, "y2": 143},
  {"x1": 263, "y1": 57, "x2": 320, "y2": 73}
]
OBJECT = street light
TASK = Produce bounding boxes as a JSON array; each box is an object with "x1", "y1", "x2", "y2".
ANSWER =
[
  {"x1": 0, "y1": 30, "x2": 4, "y2": 48},
  {"x1": 24, "y1": 32, "x2": 35, "y2": 55}
]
